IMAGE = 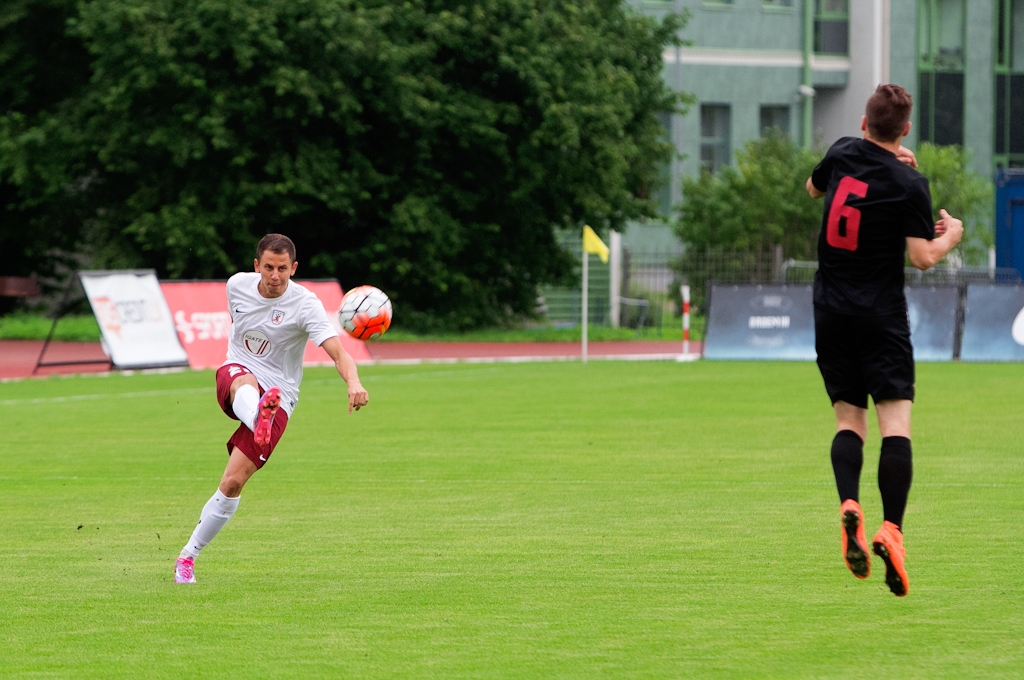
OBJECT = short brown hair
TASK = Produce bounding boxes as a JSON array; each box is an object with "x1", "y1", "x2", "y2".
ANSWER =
[
  {"x1": 865, "y1": 84, "x2": 913, "y2": 142},
  {"x1": 256, "y1": 233, "x2": 296, "y2": 262}
]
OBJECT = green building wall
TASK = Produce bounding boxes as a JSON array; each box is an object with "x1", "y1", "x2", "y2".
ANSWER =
[{"x1": 625, "y1": 0, "x2": 1002, "y2": 253}]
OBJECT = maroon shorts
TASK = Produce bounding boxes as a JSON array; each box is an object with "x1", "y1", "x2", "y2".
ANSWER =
[{"x1": 215, "y1": 363, "x2": 289, "y2": 469}]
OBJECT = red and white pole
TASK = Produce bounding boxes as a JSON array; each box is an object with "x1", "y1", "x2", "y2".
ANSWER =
[{"x1": 681, "y1": 284, "x2": 690, "y2": 356}]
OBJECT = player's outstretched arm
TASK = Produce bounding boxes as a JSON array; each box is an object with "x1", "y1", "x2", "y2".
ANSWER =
[
  {"x1": 907, "y1": 209, "x2": 964, "y2": 270},
  {"x1": 806, "y1": 177, "x2": 825, "y2": 199},
  {"x1": 320, "y1": 336, "x2": 369, "y2": 413}
]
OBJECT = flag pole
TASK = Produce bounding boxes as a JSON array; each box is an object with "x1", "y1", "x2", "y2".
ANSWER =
[
  {"x1": 580, "y1": 225, "x2": 607, "y2": 365},
  {"x1": 582, "y1": 247, "x2": 588, "y2": 364},
  {"x1": 681, "y1": 284, "x2": 690, "y2": 356}
]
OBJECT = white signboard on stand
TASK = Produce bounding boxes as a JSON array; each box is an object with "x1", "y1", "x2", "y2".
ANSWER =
[{"x1": 80, "y1": 270, "x2": 189, "y2": 369}]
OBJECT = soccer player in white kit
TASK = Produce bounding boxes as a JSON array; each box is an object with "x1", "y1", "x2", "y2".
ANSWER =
[{"x1": 175, "y1": 233, "x2": 369, "y2": 584}]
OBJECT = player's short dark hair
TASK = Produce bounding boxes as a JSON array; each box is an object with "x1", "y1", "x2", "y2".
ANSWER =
[
  {"x1": 865, "y1": 84, "x2": 913, "y2": 143},
  {"x1": 256, "y1": 234, "x2": 296, "y2": 263}
]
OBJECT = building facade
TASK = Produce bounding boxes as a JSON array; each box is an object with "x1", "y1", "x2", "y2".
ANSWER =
[{"x1": 634, "y1": 0, "x2": 1024, "y2": 221}]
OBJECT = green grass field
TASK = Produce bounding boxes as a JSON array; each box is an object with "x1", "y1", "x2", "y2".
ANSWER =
[{"x1": 2, "y1": 361, "x2": 1023, "y2": 678}]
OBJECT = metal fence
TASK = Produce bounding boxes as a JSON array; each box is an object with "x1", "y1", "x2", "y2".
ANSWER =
[
  {"x1": 537, "y1": 231, "x2": 612, "y2": 326},
  {"x1": 672, "y1": 246, "x2": 785, "y2": 315},
  {"x1": 538, "y1": 244, "x2": 683, "y2": 329},
  {"x1": 779, "y1": 259, "x2": 1022, "y2": 286},
  {"x1": 675, "y1": 249, "x2": 1023, "y2": 314},
  {"x1": 538, "y1": 242, "x2": 1023, "y2": 328}
]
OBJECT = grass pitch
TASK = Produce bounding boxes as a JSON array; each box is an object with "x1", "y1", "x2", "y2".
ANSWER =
[{"x1": 1, "y1": 360, "x2": 1023, "y2": 678}]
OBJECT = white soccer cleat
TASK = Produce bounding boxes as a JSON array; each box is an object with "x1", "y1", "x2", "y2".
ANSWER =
[{"x1": 174, "y1": 556, "x2": 196, "y2": 584}]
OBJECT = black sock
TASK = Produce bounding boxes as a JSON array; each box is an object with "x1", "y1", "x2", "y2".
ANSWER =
[
  {"x1": 831, "y1": 430, "x2": 864, "y2": 503},
  {"x1": 878, "y1": 436, "x2": 913, "y2": 529}
]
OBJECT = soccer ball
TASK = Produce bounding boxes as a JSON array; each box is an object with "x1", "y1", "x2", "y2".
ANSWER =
[{"x1": 338, "y1": 286, "x2": 392, "y2": 340}]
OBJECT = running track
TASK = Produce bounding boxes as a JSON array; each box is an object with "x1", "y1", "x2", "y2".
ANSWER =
[{"x1": 0, "y1": 340, "x2": 702, "y2": 381}]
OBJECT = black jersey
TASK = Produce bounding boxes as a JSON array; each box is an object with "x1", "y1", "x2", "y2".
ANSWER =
[{"x1": 810, "y1": 137, "x2": 934, "y2": 316}]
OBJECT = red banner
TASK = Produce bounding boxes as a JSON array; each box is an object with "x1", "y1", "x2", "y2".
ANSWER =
[{"x1": 160, "y1": 279, "x2": 371, "y2": 369}]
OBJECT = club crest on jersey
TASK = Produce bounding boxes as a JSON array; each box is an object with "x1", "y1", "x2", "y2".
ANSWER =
[
  {"x1": 271, "y1": 309, "x2": 286, "y2": 325},
  {"x1": 242, "y1": 330, "x2": 272, "y2": 357}
]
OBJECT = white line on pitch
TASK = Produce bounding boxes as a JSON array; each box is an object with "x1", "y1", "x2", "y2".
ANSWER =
[
  {"x1": 0, "y1": 387, "x2": 212, "y2": 407},
  {"x1": 0, "y1": 366, "x2": 505, "y2": 405}
]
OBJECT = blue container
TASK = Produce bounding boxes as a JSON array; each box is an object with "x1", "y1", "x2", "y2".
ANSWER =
[{"x1": 995, "y1": 169, "x2": 1024, "y2": 276}]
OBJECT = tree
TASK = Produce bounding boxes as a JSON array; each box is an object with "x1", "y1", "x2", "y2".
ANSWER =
[
  {"x1": 0, "y1": 0, "x2": 92, "y2": 283},
  {"x1": 0, "y1": 0, "x2": 688, "y2": 329},
  {"x1": 915, "y1": 143, "x2": 993, "y2": 266},
  {"x1": 668, "y1": 131, "x2": 822, "y2": 313},
  {"x1": 674, "y1": 130, "x2": 822, "y2": 259}
]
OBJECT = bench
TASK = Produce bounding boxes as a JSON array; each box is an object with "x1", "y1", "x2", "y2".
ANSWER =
[{"x1": 0, "y1": 276, "x2": 40, "y2": 298}]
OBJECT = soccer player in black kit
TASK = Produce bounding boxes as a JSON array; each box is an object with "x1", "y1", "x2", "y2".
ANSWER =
[{"x1": 806, "y1": 84, "x2": 963, "y2": 597}]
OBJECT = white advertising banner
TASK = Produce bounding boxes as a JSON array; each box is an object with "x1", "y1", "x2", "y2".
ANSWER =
[{"x1": 80, "y1": 270, "x2": 189, "y2": 369}]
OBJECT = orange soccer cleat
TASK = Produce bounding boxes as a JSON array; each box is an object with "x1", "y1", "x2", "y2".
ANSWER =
[
  {"x1": 840, "y1": 499, "x2": 870, "y2": 579},
  {"x1": 872, "y1": 521, "x2": 909, "y2": 597}
]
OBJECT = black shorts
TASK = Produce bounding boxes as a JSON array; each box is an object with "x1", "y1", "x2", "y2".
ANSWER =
[{"x1": 814, "y1": 308, "x2": 915, "y2": 408}]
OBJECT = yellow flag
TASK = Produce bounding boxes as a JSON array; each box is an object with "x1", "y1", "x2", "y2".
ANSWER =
[{"x1": 582, "y1": 225, "x2": 609, "y2": 264}]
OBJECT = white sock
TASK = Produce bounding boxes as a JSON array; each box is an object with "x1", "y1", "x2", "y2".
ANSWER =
[
  {"x1": 232, "y1": 384, "x2": 260, "y2": 432},
  {"x1": 180, "y1": 490, "x2": 240, "y2": 559}
]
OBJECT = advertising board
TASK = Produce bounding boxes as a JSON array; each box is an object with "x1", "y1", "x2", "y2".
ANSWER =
[
  {"x1": 705, "y1": 284, "x2": 960, "y2": 362},
  {"x1": 905, "y1": 286, "x2": 958, "y2": 361},
  {"x1": 79, "y1": 270, "x2": 190, "y2": 369},
  {"x1": 704, "y1": 285, "x2": 816, "y2": 360},
  {"x1": 160, "y1": 279, "x2": 371, "y2": 369},
  {"x1": 960, "y1": 284, "x2": 1024, "y2": 361}
]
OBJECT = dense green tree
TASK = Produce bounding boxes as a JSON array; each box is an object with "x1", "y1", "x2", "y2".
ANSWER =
[
  {"x1": 0, "y1": 0, "x2": 92, "y2": 286},
  {"x1": 674, "y1": 130, "x2": 822, "y2": 259},
  {"x1": 915, "y1": 142, "x2": 993, "y2": 266},
  {"x1": 674, "y1": 136, "x2": 994, "y2": 266},
  {"x1": 0, "y1": 0, "x2": 687, "y2": 329}
]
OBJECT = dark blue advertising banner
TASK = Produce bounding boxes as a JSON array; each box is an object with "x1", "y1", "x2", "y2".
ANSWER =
[
  {"x1": 905, "y1": 286, "x2": 958, "y2": 362},
  {"x1": 704, "y1": 285, "x2": 816, "y2": 360},
  {"x1": 960, "y1": 284, "x2": 1024, "y2": 361},
  {"x1": 705, "y1": 284, "x2": 959, "y2": 361}
]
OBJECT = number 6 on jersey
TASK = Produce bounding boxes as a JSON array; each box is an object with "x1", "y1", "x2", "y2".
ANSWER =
[{"x1": 826, "y1": 176, "x2": 869, "y2": 251}]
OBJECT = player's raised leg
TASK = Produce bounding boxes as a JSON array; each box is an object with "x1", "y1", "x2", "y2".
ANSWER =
[
  {"x1": 832, "y1": 401, "x2": 870, "y2": 579},
  {"x1": 872, "y1": 399, "x2": 913, "y2": 596},
  {"x1": 231, "y1": 377, "x2": 260, "y2": 431},
  {"x1": 175, "y1": 449, "x2": 257, "y2": 584},
  {"x1": 229, "y1": 372, "x2": 282, "y2": 446}
]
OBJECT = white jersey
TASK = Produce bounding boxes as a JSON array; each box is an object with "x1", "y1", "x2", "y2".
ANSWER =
[{"x1": 223, "y1": 272, "x2": 337, "y2": 416}]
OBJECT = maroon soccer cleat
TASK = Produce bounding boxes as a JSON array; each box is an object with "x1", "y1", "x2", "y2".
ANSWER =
[{"x1": 253, "y1": 387, "x2": 281, "y2": 446}]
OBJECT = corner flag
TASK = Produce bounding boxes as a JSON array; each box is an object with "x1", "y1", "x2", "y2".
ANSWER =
[
  {"x1": 582, "y1": 225, "x2": 609, "y2": 264},
  {"x1": 580, "y1": 225, "x2": 610, "y2": 365}
]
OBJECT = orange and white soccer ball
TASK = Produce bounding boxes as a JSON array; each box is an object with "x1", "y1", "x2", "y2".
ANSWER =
[{"x1": 338, "y1": 286, "x2": 392, "y2": 340}]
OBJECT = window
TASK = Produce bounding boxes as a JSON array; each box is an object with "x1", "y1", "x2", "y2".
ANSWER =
[
  {"x1": 1016, "y1": 0, "x2": 1024, "y2": 69},
  {"x1": 700, "y1": 105, "x2": 731, "y2": 174},
  {"x1": 760, "y1": 106, "x2": 791, "y2": 137},
  {"x1": 936, "y1": 0, "x2": 965, "y2": 69},
  {"x1": 815, "y1": 0, "x2": 849, "y2": 55},
  {"x1": 919, "y1": 0, "x2": 965, "y2": 69},
  {"x1": 996, "y1": 0, "x2": 1024, "y2": 70},
  {"x1": 763, "y1": 0, "x2": 793, "y2": 7},
  {"x1": 918, "y1": 0, "x2": 965, "y2": 146},
  {"x1": 995, "y1": 0, "x2": 1024, "y2": 167}
]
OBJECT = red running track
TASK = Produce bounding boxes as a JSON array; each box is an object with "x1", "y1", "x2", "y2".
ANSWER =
[
  {"x1": 0, "y1": 340, "x2": 112, "y2": 380},
  {"x1": 0, "y1": 339, "x2": 702, "y2": 380}
]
